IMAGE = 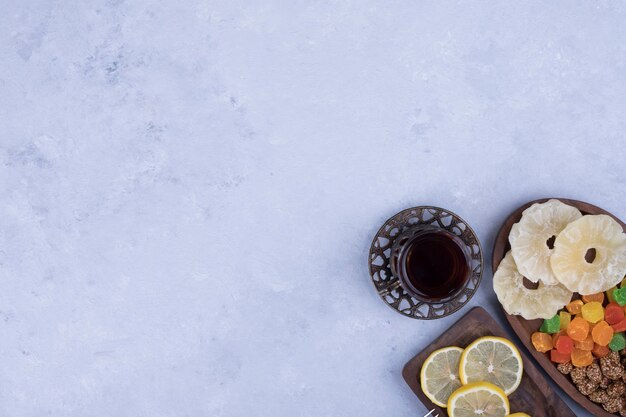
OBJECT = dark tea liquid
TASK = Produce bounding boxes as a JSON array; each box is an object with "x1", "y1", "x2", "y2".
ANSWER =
[{"x1": 402, "y1": 231, "x2": 469, "y2": 300}]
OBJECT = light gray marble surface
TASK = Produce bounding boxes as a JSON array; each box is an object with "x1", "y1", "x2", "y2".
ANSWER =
[{"x1": 2, "y1": 1, "x2": 626, "y2": 416}]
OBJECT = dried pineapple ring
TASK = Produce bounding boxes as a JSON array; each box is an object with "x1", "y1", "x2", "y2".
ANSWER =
[
  {"x1": 493, "y1": 251, "x2": 573, "y2": 320},
  {"x1": 551, "y1": 214, "x2": 626, "y2": 295},
  {"x1": 509, "y1": 199, "x2": 582, "y2": 285}
]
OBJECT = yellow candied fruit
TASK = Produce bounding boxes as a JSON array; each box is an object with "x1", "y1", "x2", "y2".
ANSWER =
[
  {"x1": 582, "y1": 301, "x2": 604, "y2": 324},
  {"x1": 560, "y1": 311, "x2": 571, "y2": 331}
]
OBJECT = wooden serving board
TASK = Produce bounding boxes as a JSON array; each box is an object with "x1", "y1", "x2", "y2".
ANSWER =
[
  {"x1": 402, "y1": 307, "x2": 575, "y2": 417},
  {"x1": 492, "y1": 197, "x2": 626, "y2": 417}
]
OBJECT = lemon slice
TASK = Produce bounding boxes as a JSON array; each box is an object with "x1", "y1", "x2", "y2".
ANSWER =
[
  {"x1": 447, "y1": 381, "x2": 510, "y2": 417},
  {"x1": 420, "y1": 346, "x2": 463, "y2": 407},
  {"x1": 459, "y1": 336, "x2": 523, "y2": 395}
]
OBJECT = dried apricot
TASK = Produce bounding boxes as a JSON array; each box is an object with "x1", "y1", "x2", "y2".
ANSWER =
[
  {"x1": 592, "y1": 321, "x2": 614, "y2": 346},
  {"x1": 567, "y1": 317, "x2": 590, "y2": 342}
]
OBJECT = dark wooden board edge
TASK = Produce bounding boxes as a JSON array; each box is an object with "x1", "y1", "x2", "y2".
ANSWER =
[
  {"x1": 491, "y1": 197, "x2": 626, "y2": 417},
  {"x1": 402, "y1": 306, "x2": 575, "y2": 417}
]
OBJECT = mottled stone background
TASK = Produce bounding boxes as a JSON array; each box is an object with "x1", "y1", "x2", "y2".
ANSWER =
[{"x1": 2, "y1": 1, "x2": 626, "y2": 416}]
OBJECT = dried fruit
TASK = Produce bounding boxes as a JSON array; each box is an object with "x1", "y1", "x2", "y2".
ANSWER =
[
  {"x1": 550, "y1": 349, "x2": 570, "y2": 364},
  {"x1": 593, "y1": 344, "x2": 610, "y2": 358},
  {"x1": 609, "y1": 333, "x2": 626, "y2": 352},
  {"x1": 531, "y1": 332, "x2": 553, "y2": 353},
  {"x1": 493, "y1": 251, "x2": 572, "y2": 319},
  {"x1": 592, "y1": 321, "x2": 615, "y2": 346},
  {"x1": 575, "y1": 334, "x2": 594, "y2": 351},
  {"x1": 613, "y1": 317, "x2": 626, "y2": 333},
  {"x1": 572, "y1": 348, "x2": 593, "y2": 367},
  {"x1": 606, "y1": 302, "x2": 625, "y2": 325},
  {"x1": 559, "y1": 311, "x2": 571, "y2": 331},
  {"x1": 555, "y1": 334, "x2": 574, "y2": 354},
  {"x1": 582, "y1": 301, "x2": 605, "y2": 324},
  {"x1": 583, "y1": 293, "x2": 605, "y2": 303},
  {"x1": 566, "y1": 300, "x2": 584, "y2": 314},
  {"x1": 614, "y1": 287, "x2": 626, "y2": 306},
  {"x1": 551, "y1": 214, "x2": 626, "y2": 294},
  {"x1": 567, "y1": 317, "x2": 590, "y2": 342},
  {"x1": 540, "y1": 315, "x2": 561, "y2": 334},
  {"x1": 509, "y1": 199, "x2": 582, "y2": 285}
]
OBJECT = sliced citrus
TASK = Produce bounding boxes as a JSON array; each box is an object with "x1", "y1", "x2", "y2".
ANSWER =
[
  {"x1": 420, "y1": 346, "x2": 463, "y2": 407},
  {"x1": 447, "y1": 381, "x2": 510, "y2": 417},
  {"x1": 459, "y1": 336, "x2": 523, "y2": 395}
]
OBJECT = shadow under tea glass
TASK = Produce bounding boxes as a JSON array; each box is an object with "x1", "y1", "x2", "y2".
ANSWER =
[{"x1": 390, "y1": 226, "x2": 472, "y2": 303}]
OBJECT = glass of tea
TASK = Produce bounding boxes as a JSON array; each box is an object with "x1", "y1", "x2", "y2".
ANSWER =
[{"x1": 390, "y1": 226, "x2": 472, "y2": 303}]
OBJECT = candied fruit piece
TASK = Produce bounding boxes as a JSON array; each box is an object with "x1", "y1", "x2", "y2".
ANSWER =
[
  {"x1": 614, "y1": 287, "x2": 626, "y2": 306},
  {"x1": 607, "y1": 286, "x2": 618, "y2": 304},
  {"x1": 550, "y1": 349, "x2": 571, "y2": 364},
  {"x1": 540, "y1": 314, "x2": 561, "y2": 334},
  {"x1": 559, "y1": 311, "x2": 571, "y2": 331},
  {"x1": 531, "y1": 332, "x2": 553, "y2": 353},
  {"x1": 582, "y1": 301, "x2": 605, "y2": 324},
  {"x1": 593, "y1": 343, "x2": 610, "y2": 358},
  {"x1": 593, "y1": 321, "x2": 615, "y2": 346},
  {"x1": 612, "y1": 317, "x2": 626, "y2": 333},
  {"x1": 575, "y1": 334, "x2": 594, "y2": 351},
  {"x1": 609, "y1": 333, "x2": 626, "y2": 351},
  {"x1": 567, "y1": 317, "x2": 590, "y2": 342},
  {"x1": 606, "y1": 302, "x2": 625, "y2": 325},
  {"x1": 555, "y1": 334, "x2": 574, "y2": 354},
  {"x1": 583, "y1": 293, "x2": 605, "y2": 303},
  {"x1": 571, "y1": 348, "x2": 593, "y2": 367},
  {"x1": 567, "y1": 300, "x2": 584, "y2": 314}
]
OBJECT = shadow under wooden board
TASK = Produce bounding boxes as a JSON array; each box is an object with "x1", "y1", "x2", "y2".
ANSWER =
[
  {"x1": 403, "y1": 307, "x2": 575, "y2": 417},
  {"x1": 492, "y1": 197, "x2": 626, "y2": 417}
]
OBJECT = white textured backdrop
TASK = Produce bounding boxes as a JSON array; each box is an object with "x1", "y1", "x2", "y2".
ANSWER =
[{"x1": 2, "y1": 1, "x2": 626, "y2": 416}]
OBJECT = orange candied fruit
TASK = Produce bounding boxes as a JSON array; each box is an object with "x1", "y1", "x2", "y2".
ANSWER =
[
  {"x1": 531, "y1": 332, "x2": 553, "y2": 353},
  {"x1": 571, "y1": 348, "x2": 593, "y2": 367},
  {"x1": 592, "y1": 321, "x2": 614, "y2": 346},
  {"x1": 582, "y1": 293, "x2": 605, "y2": 304},
  {"x1": 550, "y1": 349, "x2": 571, "y2": 364},
  {"x1": 567, "y1": 317, "x2": 590, "y2": 342},
  {"x1": 574, "y1": 334, "x2": 594, "y2": 351},
  {"x1": 592, "y1": 343, "x2": 610, "y2": 358},
  {"x1": 566, "y1": 300, "x2": 584, "y2": 315}
]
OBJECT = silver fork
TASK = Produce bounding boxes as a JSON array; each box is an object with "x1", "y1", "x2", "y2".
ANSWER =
[{"x1": 423, "y1": 409, "x2": 438, "y2": 417}]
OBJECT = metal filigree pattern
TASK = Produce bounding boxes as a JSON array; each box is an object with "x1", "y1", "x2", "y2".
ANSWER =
[{"x1": 368, "y1": 206, "x2": 483, "y2": 320}]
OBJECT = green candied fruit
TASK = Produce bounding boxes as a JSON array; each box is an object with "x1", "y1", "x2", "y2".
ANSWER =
[
  {"x1": 539, "y1": 315, "x2": 561, "y2": 334},
  {"x1": 609, "y1": 333, "x2": 626, "y2": 352},
  {"x1": 614, "y1": 287, "x2": 626, "y2": 306}
]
